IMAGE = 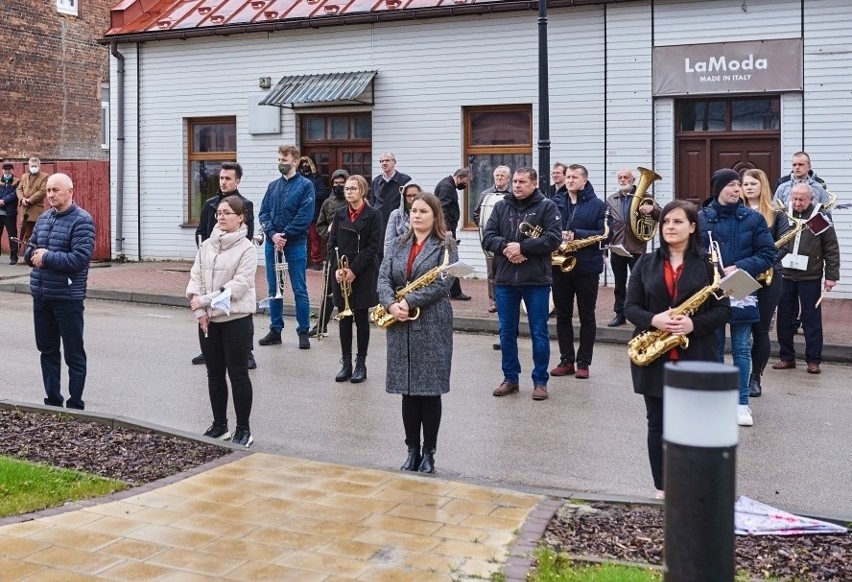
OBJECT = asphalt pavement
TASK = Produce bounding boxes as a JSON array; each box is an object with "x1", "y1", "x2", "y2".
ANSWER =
[{"x1": 1, "y1": 281, "x2": 850, "y2": 521}]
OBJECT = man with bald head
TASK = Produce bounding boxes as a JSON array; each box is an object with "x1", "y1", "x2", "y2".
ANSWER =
[
  {"x1": 24, "y1": 173, "x2": 96, "y2": 410},
  {"x1": 773, "y1": 183, "x2": 840, "y2": 375}
]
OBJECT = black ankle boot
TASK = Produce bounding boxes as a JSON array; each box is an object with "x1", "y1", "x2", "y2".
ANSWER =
[
  {"x1": 335, "y1": 355, "x2": 352, "y2": 382},
  {"x1": 400, "y1": 445, "x2": 421, "y2": 471},
  {"x1": 350, "y1": 354, "x2": 367, "y2": 383},
  {"x1": 417, "y1": 447, "x2": 435, "y2": 473},
  {"x1": 748, "y1": 374, "x2": 762, "y2": 397}
]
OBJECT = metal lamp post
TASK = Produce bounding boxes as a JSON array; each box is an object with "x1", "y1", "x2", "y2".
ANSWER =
[
  {"x1": 538, "y1": 0, "x2": 551, "y2": 193},
  {"x1": 663, "y1": 361, "x2": 740, "y2": 581}
]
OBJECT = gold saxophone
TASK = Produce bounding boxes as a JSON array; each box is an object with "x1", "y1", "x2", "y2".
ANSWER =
[
  {"x1": 627, "y1": 243, "x2": 723, "y2": 367},
  {"x1": 370, "y1": 242, "x2": 451, "y2": 329},
  {"x1": 551, "y1": 209, "x2": 610, "y2": 273},
  {"x1": 756, "y1": 216, "x2": 805, "y2": 286}
]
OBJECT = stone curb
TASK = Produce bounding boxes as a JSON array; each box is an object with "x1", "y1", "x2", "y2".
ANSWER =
[{"x1": 2, "y1": 283, "x2": 847, "y2": 363}]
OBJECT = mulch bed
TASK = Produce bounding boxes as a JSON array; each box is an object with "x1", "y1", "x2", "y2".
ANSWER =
[
  {"x1": 542, "y1": 502, "x2": 851, "y2": 581},
  {"x1": 1, "y1": 408, "x2": 230, "y2": 485}
]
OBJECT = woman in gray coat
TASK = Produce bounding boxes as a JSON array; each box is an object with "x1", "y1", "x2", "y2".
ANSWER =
[{"x1": 378, "y1": 193, "x2": 458, "y2": 473}]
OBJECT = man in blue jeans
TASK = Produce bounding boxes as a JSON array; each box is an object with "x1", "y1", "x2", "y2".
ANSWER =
[
  {"x1": 482, "y1": 167, "x2": 562, "y2": 400},
  {"x1": 258, "y1": 145, "x2": 315, "y2": 349},
  {"x1": 25, "y1": 173, "x2": 95, "y2": 410}
]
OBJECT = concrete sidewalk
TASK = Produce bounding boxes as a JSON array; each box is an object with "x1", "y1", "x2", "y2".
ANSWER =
[{"x1": 1, "y1": 260, "x2": 849, "y2": 362}]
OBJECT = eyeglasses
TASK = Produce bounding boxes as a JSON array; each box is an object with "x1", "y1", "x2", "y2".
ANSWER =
[
  {"x1": 216, "y1": 210, "x2": 237, "y2": 218},
  {"x1": 343, "y1": 187, "x2": 360, "y2": 192},
  {"x1": 379, "y1": 159, "x2": 394, "y2": 163}
]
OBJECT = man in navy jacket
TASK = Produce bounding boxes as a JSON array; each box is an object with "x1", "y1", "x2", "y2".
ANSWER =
[
  {"x1": 0, "y1": 162, "x2": 19, "y2": 264},
  {"x1": 24, "y1": 173, "x2": 95, "y2": 410}
]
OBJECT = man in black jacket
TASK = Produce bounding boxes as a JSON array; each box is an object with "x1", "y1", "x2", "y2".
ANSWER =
[
  {"x1": 482, "y1": 167, "x2": 562, "y2": 401},
  {"x1": 192, "y1": 161, "x2": 257, "y2": 368},
  {"x1": 0, "y1": 162, "x2": 19, "y2": 264},
  {"x1": 435, "y1": 168, "x2": 472, "y2": 300},
  {"x1": 370, "y1": 152, "x2": 411, "y2": 229},
  {"x1": 298, "y1": 156, "x2": 330, "y2": 269}
]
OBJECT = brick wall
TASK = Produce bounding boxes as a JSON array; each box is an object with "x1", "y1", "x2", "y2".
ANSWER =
[{"x1": 0, "y1": 0, "x2": 114, "y2": 162}]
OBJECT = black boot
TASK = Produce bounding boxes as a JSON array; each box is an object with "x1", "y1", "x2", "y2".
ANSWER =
[
  {"x1": 350, "y1": 354, "x2": 367, "y2": 383},
  {"x1": 417, "y1": 447, "x2": 435, "y2": 473},
  {"x1": 400, "y1": 445, "x2": 421, "y2": 471},
  {"x1": 749, "y1": 374, "x2": 762, "y2": 397},
  {"x1": 335, "y1": 354, "x2": 352, "y2": 382}
]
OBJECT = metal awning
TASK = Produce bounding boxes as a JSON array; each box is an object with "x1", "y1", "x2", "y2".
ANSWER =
[{"x1": 260, "y1": 71, "x2": 378, "y2": 108}]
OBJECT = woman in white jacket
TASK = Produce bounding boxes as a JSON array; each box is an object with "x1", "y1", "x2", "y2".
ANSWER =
[{"x1": 186, "y1": 196, "x2": 258, "y2": 447}]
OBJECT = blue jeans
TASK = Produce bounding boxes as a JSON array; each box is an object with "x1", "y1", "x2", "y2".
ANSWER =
[
  {"x1": 33, "y1": 296, "x2": 87, "y2": 408},
  {"x1": 264, "y1": 240, "x2": 310, "y2": 335},
  {"x1": 496, "y1": 284, "x2": 551, "y2": 386},
  {"x1": 716, "y1": 323, "x2": 751, "y2": 405}
]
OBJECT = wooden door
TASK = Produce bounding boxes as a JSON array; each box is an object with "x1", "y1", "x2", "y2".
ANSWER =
[{"x1": 302, "y1": 145, "x2": 372, "y2": 184}]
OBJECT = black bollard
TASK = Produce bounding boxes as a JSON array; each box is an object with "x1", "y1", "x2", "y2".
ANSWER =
[{"x1": 663, "y1": 361, "x2": 739, "y2": 582}]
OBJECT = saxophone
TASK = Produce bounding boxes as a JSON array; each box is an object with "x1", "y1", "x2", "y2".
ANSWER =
[
  {"x1": 627, "y1": 243, "x2": 723, "y2": 367},
  {"x1": 756, "y1": 216, "x2": 805, "y2": 286},
  {"x1": 551, "y1": 209, "x2": 610, "y2": 273},
  {"x1": 370, "y1": 242, "x2": 451, "y2": 329}
]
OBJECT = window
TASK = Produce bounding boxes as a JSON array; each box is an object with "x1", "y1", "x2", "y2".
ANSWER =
[
  {"x1": 677, "y1": 98, "x2": 779, "y2": 133},
  {"x1": 300, "y1": 113, "x2": 372, "y2": 142},
  {"x1": 100, "y1": 85, "x2": 109, "y2": 150},
  {"x1": 57, "y1": 0, "x2": 78, "y2": 16},
  {"x1": 463, "y1": 105, "x2": 533, "y2": 227},
  {"x1": 187, "y1": 118, "x2": 236, "y2": 224}
]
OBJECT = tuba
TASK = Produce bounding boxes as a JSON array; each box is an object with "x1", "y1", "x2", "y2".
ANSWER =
[{"x1": 629, "y1": 167, "x2": 662, "y2": 243}]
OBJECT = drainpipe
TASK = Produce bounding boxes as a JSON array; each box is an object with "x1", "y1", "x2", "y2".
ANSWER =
[{"x1": 110, "y1": 42, "x2": 126, "y2": 260}]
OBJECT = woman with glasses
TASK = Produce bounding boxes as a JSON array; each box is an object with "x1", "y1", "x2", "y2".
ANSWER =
[
  {"x1": 186, "y1": 196, "x2": 258, "y2": 447},
  {"x1": 384, "y1": 182, "x2": 422, "y2": 255},
  {"x1": 741, "y1": 168, "x2": 790, "y2": 397},
  {"x1": 328, "y1": 175, "x2": 384, "y2": 383}
]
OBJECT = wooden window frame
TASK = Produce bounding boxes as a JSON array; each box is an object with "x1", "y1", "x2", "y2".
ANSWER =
[
  {"x1": 186, "y1": 117, "x2": 237, "y2": 225},
  {"x1": 57, "y1": 0, "x2": 78, "y2": 16},
  {"x1": 300, "y1": 113, "x2": 372, "y2": 145},
  {"x1": 675, "y1": 96, "x2": 780, "y2": 136}
]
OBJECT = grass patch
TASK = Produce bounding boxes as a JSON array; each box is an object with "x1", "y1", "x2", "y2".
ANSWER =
[
  {"x1": 0, "y1": 456, "x2": 127, "y2": 518},
  {"x1": 530, "y1": 547, "x2": 662, "y2": 582}
]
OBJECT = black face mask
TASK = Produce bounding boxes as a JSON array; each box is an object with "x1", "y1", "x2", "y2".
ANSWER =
[
  {"x1": 1, "y1": 174, "x2": 12, "y2": 183},
  {"x1": 299, "y1": 166, "x2": 311, "y2": 176},
  {"x1": 455, "y1": 182, "x2": 467, "y2": 190},
  {"x1": 332, "y1": 185, "x2": 345, "y2": 197}
]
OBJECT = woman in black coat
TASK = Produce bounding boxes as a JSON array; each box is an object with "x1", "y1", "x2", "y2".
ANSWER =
[
  {"x1": 328, "y1": 174, "x2": 384, "y2": 383},
  {"x1": 624, "y1": 200, "x2": 731, "y2": 498}
]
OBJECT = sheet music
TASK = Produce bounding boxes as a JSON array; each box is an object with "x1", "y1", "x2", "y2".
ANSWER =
[{"x1": 607, "y1": 244, "x2": 632, "y2": 258}]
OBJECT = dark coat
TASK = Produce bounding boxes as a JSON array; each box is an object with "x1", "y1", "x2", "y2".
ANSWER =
[
  {"x1": 378, "y1": 235, "x2": 457, "y2": 396},
  {"x1": 782, "y1": 203, "x2": 841, "y2": 282},
  {"x1": 482, "y1": 190, "x2": 562, "y2": 286},
  {"x1": 434, "y1": 175, "x2": 461, "y2": 234},
  {"x1": 698, "y1": 198, "x2": 775, "y2": 278},
  {"x1": 606, "y1": 186, "x2": 661, "y2": 256},
  {"x1": 625, "y1": 249, "x2": 731, "y2": 398},
  {"x1": 551, "y1": 181, "x2": 609, "y2": 275},
  {"x1": 328, "y1": 203, "x2": 383, "y2": 309},
  {"x1": 0, "y1": 177, "x2": 18, "y2": 216},
  {"x1": 195, "y1": 189, "x2": 254, "y2": 243},
  {"x1": 25, "y1": 203, "x2": 96, "y2": 301},
  {"x1": 371, "y1": 171, "x2": 411, "y2": 227},
  {"x1": 316, "y1": 192, "x2": 347, "y2": 243},
  {"x1": 298, "y1": 156, "x2": 330, "y2": 222}
]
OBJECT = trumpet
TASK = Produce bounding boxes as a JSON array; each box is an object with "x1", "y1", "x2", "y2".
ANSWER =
[
  {"x1": 272, "y1": 249, "x2": 287, "y2": 300},
  {"x1": 519, "y1": 221, "x2": 543, "y2": 239},
  {"x1": 252, "y1": 231, "x2": 265, "y2": 246},
  {"x1": 335, "y1": 247, "x2": 354, "y2": 320}
]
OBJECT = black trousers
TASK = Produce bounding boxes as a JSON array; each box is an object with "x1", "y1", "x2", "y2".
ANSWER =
[
  {"x1": 200, "y1": 315, "x2": 253, "y2": 429},
  {"x1": 552, "y1": 269, "x2": 599, "y2": 367},
  {"x1": 339, "y1": 308, "x2": 370, "y2": 357},
  {"x1": 751, "y1": 273, "x2": 783, "y2": 376},
  {"x1": 0, "y1": 214, "x2": 19, "y2": 260},
  {"x1": 644, "y1": 395, "x2": 664, "y2": 490},
  {"x1": 402, "y1": 395, "x2": 442, "y2": 449},
  {"x1": 610, "y1": 252, "x2": 639, "y2": 316}
]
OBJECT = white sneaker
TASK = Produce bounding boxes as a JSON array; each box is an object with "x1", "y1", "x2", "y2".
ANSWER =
[{"x1": 737, "y1": 405, "x2": 754, "y2": 427}]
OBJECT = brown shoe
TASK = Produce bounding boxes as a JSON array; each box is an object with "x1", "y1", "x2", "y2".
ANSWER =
[
  {"x1": 772, "y1": 360, "x2": 796, "y2": 370},
  {"x1": 532, "y1": 385, "x2": 549, "y2": 400},
  {"x1": 806, "y1": 362, "x2": 821, "y2": 374},
  {"x1": 575, "y1": 367, "x2": 590, "y2": 379},
  {"x1": 493, "y1": 381, "x2": 519, "y2": 397},
  {"x1": 550, "y1": 361, "x2": 575, "y2": 376}
]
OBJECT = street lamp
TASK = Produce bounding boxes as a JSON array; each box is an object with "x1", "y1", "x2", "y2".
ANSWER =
[{"x1": 538, "y1": 0, "x2": 551, "y2": 193}]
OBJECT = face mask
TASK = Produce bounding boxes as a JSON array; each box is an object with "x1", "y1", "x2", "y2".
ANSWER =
[
  {"x1": 2, "y1": 174, "x2": 11, "y2": 182},
  {"x1": 278, "y1": 163, "x2": 292, "y2": 176},
  {"x1": 332, "y1": 185, "x2": 344, "y2": 196},
  {"x1": 30, "y1": 166, "x2": 39, "y2": 174},
  {"x1": 455, "y1": 182, "x2": 467, "y2": 190},
  {"x1": 299, "y1": 166, "x2": 311, "y2": 175}
]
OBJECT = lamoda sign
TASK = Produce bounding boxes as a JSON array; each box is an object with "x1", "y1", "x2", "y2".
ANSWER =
[{"x1": 653, "y1": 38, "x2": 803, "y2": 96}]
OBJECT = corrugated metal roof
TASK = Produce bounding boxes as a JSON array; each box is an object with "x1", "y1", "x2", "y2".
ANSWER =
[
  {"x1": 259, "y1": 70, "x2": 378, "y2": 107},
  {"x1": 103, "y1": 0, "x2": 620, "y2": 40}
]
